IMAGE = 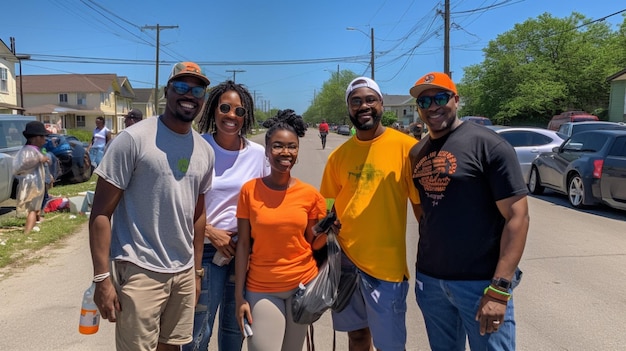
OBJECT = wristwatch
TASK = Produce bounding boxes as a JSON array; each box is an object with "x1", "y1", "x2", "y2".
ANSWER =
[
  {"x1": 195, "y1": 268, "x2": 205, "y2": 278},
  {"x1": 491, "y1": 277, "x2": 511, "y2": 290}
]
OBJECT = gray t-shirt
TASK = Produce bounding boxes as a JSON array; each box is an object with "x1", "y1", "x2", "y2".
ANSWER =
[{"x1": 95, "y1": 116, "x2": 214, "y2": 273}]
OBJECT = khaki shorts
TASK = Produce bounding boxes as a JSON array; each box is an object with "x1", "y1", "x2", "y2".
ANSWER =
[{"x1": 113, "y1": 261, "x2": 195, "y2": 351}]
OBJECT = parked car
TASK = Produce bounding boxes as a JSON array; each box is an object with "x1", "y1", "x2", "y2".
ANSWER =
[
  {"x1": 460, "y1": 116, "x2": 493, "y2": 125},
  {"x1": 557, "y1": 121, "x2": 626, "y2": 138},
  {"x1": 44, "y1": 134, "x2": 92, "y2": 184},
  {"x1": 547, "y1": 111, "x2": 598, "y2": 131},
  {"x1": 529, "y1": 129, "x2": 626, "y2": 210},
  {"x1": 337, "y1": 125, "x2": 351, "y2": 135},
  {"x1": 491, "y1": 127, "x2": 565, "y2": 184},
  {"x1": 0, "y1": 114, "x2": 37, "y2": 203}
]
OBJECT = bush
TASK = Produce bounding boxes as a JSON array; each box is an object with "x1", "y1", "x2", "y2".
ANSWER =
[{"x1": 66, "y1": 129, "x2": 92, "y2": 143}]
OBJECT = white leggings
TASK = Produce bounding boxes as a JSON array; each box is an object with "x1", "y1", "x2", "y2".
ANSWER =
[{"x1": 245, "y1": 288, "x2": 308, "y2": 351}]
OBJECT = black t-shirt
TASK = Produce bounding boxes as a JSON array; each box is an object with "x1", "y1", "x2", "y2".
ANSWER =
[{"x1": 410, "y1": 122, "x2": 527, "y2": 280}]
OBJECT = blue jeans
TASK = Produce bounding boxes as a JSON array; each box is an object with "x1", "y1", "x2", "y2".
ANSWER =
[
  {"x1": 332, "y1": 253, "x2": 409, "y2": 351},
  {"x1": 415, "y1": 270, "x2": 522, "y2": 351},
  {"x1": 183, "y1": 244, "x2": 242, "y2": 351}
]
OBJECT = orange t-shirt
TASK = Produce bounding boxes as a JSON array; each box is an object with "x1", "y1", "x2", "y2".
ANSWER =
[{"x1": 237, "y1": 178, "x2": 326, "y2": 292}]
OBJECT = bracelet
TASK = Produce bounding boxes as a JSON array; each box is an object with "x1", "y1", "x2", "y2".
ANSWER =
[
  {"x1": 483, "y1": 285, "x2": 511, "y2": 302},
  {"x1": 93, "y1": 272, "x2": 111, "y2": 283}
]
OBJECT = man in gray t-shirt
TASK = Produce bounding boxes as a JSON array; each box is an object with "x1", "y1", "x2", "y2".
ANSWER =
[{"x1": 89, "y1": 61, "x2": 215, "y2": 351}]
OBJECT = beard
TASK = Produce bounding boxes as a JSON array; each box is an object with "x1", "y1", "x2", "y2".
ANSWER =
[
  {"x1": 349, "y1": 109, "x2": 383, "y2": 131},
  {"x1": 174, "y1": 110, "x2": 197, "y2": 123}
]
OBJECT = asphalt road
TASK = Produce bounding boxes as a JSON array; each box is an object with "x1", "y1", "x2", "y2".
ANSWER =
[{"x1": 0, "y1": 129, "x2": 625, "y2": 350}]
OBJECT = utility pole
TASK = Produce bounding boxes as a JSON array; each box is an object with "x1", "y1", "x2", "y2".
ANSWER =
[
  {"x1": 9, "y1": 37, "x2": 30, "y2": 114},
  {"x1": 226, "y1": 69, "x2": 246, "y2": 83},
  {"x1": 444, "y1": 0, "x2": 451, "y2": 77},
  {"x1": 370, "y1": 27, "x2": 375, "y2": 80},
  {"x1": 141, "y1": 24, "x2": 178, "y2": 114}
]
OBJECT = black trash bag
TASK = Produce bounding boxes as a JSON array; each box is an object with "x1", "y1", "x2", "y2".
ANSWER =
[
  {"x1": 292, "y1": 226, "x2": 341, "y2": 325},
  {"x1": 332, "y1": 267, "x2": 358, "y2": 313}
]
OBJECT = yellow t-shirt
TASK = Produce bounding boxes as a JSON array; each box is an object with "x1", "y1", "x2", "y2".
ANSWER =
[
  {"x1": 320, "y1": 128, "x2": 420, "y2": 282},
  {"x1": 237, "y1": 178, "x2": 326, "y2": 292}
]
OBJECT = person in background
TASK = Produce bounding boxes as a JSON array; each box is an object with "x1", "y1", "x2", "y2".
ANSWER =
[
  {"x1": 320, "y1": 77, "x2": 421, "y2": 351},
  {"x1": 318, "y1": 118, "x2": 329, "y2": 149},
  {"x1": 408, "y1": 72, "x2": 529, "y2": 351},
  {"x1": 123, "y1": 108, "x2": 143, "y2": 128},
  {"x1": 183, "y1": 80, "x2": 269, "y2": 351},
  {"x1": 13, "y1": 121, "x2": 50, "y2": 234},
  {"x1": 89, "y1": 61, "x2": 214, "y2": 351},
  {"x1": 87, "y1": 116, "x2": 111, "y2": 167},
  {"x1": 235, "y1": 109, "x2": 327, "y2": 351}
]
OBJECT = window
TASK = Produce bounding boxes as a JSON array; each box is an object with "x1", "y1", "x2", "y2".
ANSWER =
[
  {"x1": 77, "y1": 93, "x2": 87, "y2": 105},
  {"x1": 608, "y1": 137, "x2": 626, "y2": 157},
  {"x1": 59, "y1": 93, "x2": 68, "y2": 103},
  {"x1": 76, "y1": 115, "x2": 86, "y2": 127},
  {"x1": 0, "y1": 67, "x2": 7, "y2": 92}
]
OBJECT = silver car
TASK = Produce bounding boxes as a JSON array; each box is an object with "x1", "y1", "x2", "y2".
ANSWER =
[{"x1": 490, "y1": 127, "x2": 565, "y2": 184}]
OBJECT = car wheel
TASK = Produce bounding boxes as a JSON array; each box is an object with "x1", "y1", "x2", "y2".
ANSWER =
[
  {"x1": 567, "y1": 174, "x2": 585, "y2": 208},
  {"x1": 528, "y1": 167, "x2": 544, "y2": 195}
]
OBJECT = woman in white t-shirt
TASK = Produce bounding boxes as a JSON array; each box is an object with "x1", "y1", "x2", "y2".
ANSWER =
[
  {"x1": 182, "y1": 80, "x2": 269, "y2": 351},
  {"x1": 87, "y1": 116, "x2": 111, "y2": 167}
]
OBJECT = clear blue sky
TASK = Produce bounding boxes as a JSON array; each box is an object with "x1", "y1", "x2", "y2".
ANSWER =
[{"x1": 4, "y1": 0, "x2": 625, "y2": 115}]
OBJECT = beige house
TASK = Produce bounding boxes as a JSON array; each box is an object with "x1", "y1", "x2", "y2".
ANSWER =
[
  {"x1": 382, "y1": 94, "x2": 417, "y2": 127},
  {"x1": 19, "y1": 73, "x2": 140, "y2": 134},
  {"x1": 132, "y1": 88, "x2": 158, "y2": 119},
  {"x1": 0, "y1": 38, "x2": 25, "y2": 114}
]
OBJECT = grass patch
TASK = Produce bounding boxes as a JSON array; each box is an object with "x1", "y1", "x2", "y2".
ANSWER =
[{"x1": 0, "y1": 174, "x2": 97, "y2": 272}]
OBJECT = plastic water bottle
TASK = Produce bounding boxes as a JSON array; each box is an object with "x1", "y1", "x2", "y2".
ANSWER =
[
  {"x1": 212, "y1": 235, "x2": 238, "y2": 266},
  {"x1": 78, "y1": 282, "x2": 100, "y2": 334}
]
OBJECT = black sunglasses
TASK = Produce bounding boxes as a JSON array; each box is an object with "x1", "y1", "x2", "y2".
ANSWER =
[
  {"x1": 416, "y1": 92, "x2": 454, "y2": 109},
  {"x1": 171, "y1": 81, "x2": 206, "y2": 99},
  {"x1": 219, "y1": 103, "x2": 247, "y2": 117}
]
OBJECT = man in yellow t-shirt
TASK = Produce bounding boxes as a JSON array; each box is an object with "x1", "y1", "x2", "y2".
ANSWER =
[{"x1": 320, "y1": 77, "x2": 421, "y2": 351}]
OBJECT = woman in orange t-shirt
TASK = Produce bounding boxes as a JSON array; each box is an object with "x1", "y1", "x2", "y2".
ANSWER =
[{"x1": 235, "y1": 109, "x2": 327, "y2": 351}]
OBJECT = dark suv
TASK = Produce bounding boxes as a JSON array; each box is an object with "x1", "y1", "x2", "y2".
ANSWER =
[{"x1": 557, "y1": 121, "x2": 626, "y2": 138}]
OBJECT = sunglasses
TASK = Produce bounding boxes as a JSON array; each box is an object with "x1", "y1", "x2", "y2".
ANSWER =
[
  {"x1": 416, "y1": 92, "x2": 454, "y2": 109},
  {"x1": 171, "y1": 81, "x2": 206, "y2": 99},
  {"x1": 219, "y1": 103, "x2": 247, "y2": 117}
]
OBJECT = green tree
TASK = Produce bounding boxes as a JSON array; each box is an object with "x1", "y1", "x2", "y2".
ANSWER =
[
  {"x1": 458, "y1": 12, "x2": 625, "y2": 126},
  {"x1": 381, "y1": 111, "x2": 398, "y2": 127},
  {"x1": 303, "y1": 70, "x2": 358, "y2": 126}
]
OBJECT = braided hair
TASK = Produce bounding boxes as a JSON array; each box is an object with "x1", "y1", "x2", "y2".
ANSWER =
[
  {"x1": 197, "y1": 80, "x2": 255, "y2": 135},
  {"x1": 262, "y1": 109, "x2": 307, "y2": 146}
]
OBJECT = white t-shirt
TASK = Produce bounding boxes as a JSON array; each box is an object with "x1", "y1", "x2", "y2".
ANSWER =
[{"x1": 202, "y1": 133, "x2": 270, "y2": 243}]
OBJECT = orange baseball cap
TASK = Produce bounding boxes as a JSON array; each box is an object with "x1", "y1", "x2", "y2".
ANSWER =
[
  {"x1": 409, "y1": 72, "x2": 457, "y2": 98},
  {"x1": 168, "y1": 61, "x2": 210, "y2": 86}
]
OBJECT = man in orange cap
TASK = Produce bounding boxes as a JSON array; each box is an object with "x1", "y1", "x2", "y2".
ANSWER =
[
  {"x1": 90, "y1": 61, "x2": 214, "y2": 351},
  {"x1": 408, "y1": 72, "x2": 529, "y2": 350}
]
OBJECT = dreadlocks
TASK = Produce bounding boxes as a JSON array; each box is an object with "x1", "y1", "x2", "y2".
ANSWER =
[
  {"x1": 197, "y1": 80, "x2": 255, "y2": 135},
  {"x1": 262, "y1": 109, "x2": 307, "y2": 146}
]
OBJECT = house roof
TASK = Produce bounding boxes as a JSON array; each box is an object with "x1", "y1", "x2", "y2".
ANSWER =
[
  {"x1": 0, "y1": 39, "x2": 18, "y2": 62},
  {"x1": 383, "y1": 94, "x2": 414, "y2": 106},
  {"x1": 25, "y1": 103, "x2": 105, "y2": 115},
  {"x1": 133, "y1": 88, "x2": 154, "y2": 103},
  {"x1": 20, "y1": 74, "x2": 119, "y2": 93},
  {"x1": 607, "y1": 67, "x2": 626, "y2": 82}
]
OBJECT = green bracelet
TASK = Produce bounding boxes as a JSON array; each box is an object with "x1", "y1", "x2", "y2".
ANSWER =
[{"x1": 484, "y1": 285, "x2": 511, "y2": 297}]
